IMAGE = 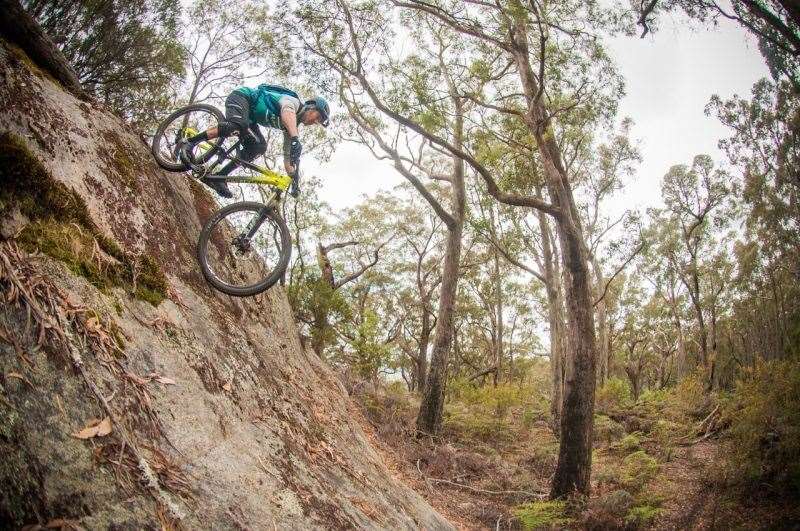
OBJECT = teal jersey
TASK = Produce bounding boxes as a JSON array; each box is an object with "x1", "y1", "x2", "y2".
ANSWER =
[{"x1": 233, "y1": 84, "x2": 302, "y2": 129}]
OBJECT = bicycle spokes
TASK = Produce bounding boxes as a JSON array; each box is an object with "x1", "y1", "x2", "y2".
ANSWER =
[{"x1": 202, "y1": 207, "x2": 285, "y2": 289}]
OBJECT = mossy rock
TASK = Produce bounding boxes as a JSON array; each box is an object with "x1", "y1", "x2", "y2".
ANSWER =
[{"x1": 0, "y1": 133, "x2": 167, "y2": 305}]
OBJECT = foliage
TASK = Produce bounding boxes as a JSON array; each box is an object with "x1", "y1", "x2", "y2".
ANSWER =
[
  {"x1": 514, "y1": 500, "x2": 573, "y2": 530},
  {"x1": 621, "y1": 450, "x2": 660, "y2": 491},
  {"x1": 448, "y1": 381, "x2": 527, "y2": 417},
  {"x1": 350, "y1": 309, "x2": 394, "y2": 379},
  {"x1": 625, "y1": 502, "x2": 663, "y2": 527},
  {"x1": 610, "y1": 432, "x2": 644, "y2": 455},
  {"x1": 596, "y1": 377, "x2": 632, "y2": 413},
  {"x1": 25, "y1": 0, "x2": 185, "y2": 127},
  {"x1": 669, "y1": 373, "x2": 711, "y2": 418},
  {"x1": 594, "y1": 414, "x2": 626, "y2": 445},
  {"x1": 723, "y1": 358, "x2": 800, "y2": 496},
  {"x1": 442, "y1": 404, "x2": 514, "y2": 446},
  {"x1": 181, "y1": 0, "x2": 275, "y2": 105}
]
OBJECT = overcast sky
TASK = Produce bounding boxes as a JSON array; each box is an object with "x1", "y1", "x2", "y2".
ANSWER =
[{"x1": 304, "y1": 12, "x2": 770, "y2": 213}]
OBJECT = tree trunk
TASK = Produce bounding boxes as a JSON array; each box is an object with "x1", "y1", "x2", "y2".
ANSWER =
[
  {"x1": 509, "y1": 18, "x2": 597, "y2": 497},
  {"x1": 591, "y1": 258, "x2": 609, "y2": 385},
  {"x1": 416, "y1": 103, "x2": 466, "y2": 435},
  {"x1": 416, "y1": 309, "x2": 431, "y2": 393},
  {"x1": 491, "y1": 214, "x2": 504, "y2": 386},
  {"x1": 550, "y1": 215, "x2": 597, "y2": 498},
  {"x1": 540, "y1": 212, "x2": 566, "y2": 428},
  {"x1": 0, "y1": 0, "x2": 87, "y2": 98}
]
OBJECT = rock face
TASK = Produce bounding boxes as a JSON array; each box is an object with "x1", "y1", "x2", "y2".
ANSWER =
[{"x1": 0, "y1": 38, "x2": 452, "y2": 530}]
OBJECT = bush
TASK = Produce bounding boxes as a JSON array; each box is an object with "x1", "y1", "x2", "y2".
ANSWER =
[
  {"x1": 724, "y1": 358, "x2": 800, "y2": 496},
  {"x1": 594, "y1": 414, "x2": 625, "y2": 446},
  {"x1": 514, "y1": 500, "x2": 573, "y2": 529},
  {"x1": 622, "y1": 450, "x2": 660, "y2": 491},
  {"x1": 669, "y1": 373, "x2": 710, "y2": 419},
  {"x1": 625, "y1": 503, "x2": 663, "y2": 527},
  {"x1": 610, "y1": 432, "x2": 644, "y2": 455},
  {"x1": 449, "y1": 382, "x2": 526, "y2": 416},
  {"x1": 596, "y1": 378, "x2": 632, "y2": 413},
  {"x1": 442, "y1": 403, "x2": 514, "y2": 445}
]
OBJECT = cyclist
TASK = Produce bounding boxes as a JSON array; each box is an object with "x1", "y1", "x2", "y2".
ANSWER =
[{"x1": 184, "y1": 84, "x2": 329, "y2": 198}]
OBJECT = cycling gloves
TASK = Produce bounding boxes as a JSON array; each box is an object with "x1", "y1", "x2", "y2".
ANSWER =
[{"x1": 289, "y1": 136, "x2": 302, "y2": 165}]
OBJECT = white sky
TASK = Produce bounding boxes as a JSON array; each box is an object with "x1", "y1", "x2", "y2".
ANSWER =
[{"x1": 304, "y1": 13, "x2": 770, "y2": 213}]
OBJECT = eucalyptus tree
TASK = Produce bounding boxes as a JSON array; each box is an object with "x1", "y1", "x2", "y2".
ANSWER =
[
  {"x1": 389, "y1": 189, "x2": 448, "y2": 393},
  {"x1": 285, "y1": 4, "x2": 471, "y2": 437},
  {"x1": 23, "y1": 0, "x2": 185, "y2": 126},
  {"x1": 634, "y1": 0, "x2": 799, "y2": 88},
  {"x1": 574, "y1": 119, "x2": 643, "y2": 384},
  {"x1": 181, "y1": 0, "x2": 274, "y2": 105},
  {"x1": 285, "y1": 0, "x2": 627, "y2": 496},
  {"x1": 467, "y1": 179, "x2": 568, "y2": 425},
  {"x1": 709, "y1": 79, "x2": 800, "y2": 362},
  {"x1": 659, "y1": 155, "x2": 729, "y2": 386}
]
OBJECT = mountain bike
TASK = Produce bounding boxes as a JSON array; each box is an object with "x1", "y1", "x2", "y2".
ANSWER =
[{"x1": 151, "y1": 103, "x2": 294, "y2": 297}]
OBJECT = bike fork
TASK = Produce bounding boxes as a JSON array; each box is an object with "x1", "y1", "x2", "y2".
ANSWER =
[{"x1": 244, "y1": 206, "x2": 270, "y2": 240}]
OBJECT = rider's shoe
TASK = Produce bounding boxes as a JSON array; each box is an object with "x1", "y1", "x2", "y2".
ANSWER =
[{"x1": 200, "y1": 176, "x2": 234, "y2": 199}]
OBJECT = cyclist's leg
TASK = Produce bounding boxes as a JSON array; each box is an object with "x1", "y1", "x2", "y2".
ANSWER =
[
  {"x1": 188, "y1": 93, "x2": 250, "y2": 144},
  {"x1": 216, "y1": 125, "x2": 266, "y2": 176},
  {"x1": 240, "y1": 125, "x2": 268, "y2": 160}
]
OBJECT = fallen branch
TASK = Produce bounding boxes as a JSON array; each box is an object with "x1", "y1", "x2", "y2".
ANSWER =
[{"x1": 415, "y1": 457, "x2": 545, "y2": 499}]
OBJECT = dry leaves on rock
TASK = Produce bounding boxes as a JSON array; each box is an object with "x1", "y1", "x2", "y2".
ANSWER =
[
  {"x1": 72, "y1": 416, "x2": 112, "y2": 439},
  {"x1": 125, "y1": 372, "x2": 177, "y2": 386}
]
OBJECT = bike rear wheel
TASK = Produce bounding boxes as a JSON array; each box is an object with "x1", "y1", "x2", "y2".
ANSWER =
[
  {"x1": 197, "y1": 201, "x2": 291, "y2": 297},
  {"x1": 151, "y1": 103, "x2": 226, "y2": 172}
]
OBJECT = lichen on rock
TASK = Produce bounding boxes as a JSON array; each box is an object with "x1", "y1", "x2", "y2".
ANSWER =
[{"x1": 0, "y1": 132, "x2": 167, "y2": 305}]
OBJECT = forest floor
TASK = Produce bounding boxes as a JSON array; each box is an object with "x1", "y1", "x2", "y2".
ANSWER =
[{"x1": 351, "y1": 381, "x2": 800, "y2": 530}]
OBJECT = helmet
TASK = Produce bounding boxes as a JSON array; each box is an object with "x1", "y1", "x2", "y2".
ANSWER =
[{"x1": 305, "y1": 96, "x2": 330, "y2": 127}]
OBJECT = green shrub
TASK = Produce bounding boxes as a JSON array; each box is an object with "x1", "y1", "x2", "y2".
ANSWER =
[
  {"x1": 669, "y1": 373, "x2": 710, "y2": 418},
  {"x1": 625, "y1": 504, "x2": 662, "y2": 527},
  {"x1": 514, "y1": 500, "x2": 573, "y2": 529},
  {"x1": 594, "y1": 463, "x2": 622, "y2": 487},
  {"x1": 724, "y1": 358, "x2": 800, "y2": 495},
  {"x1": 450, "y1": 382, "x2": 526, "y2": 416},
  {"x1": 594, "y1": 414, "x2": 625, "y2": 445},
  {"x1": 442, "y1": 403, "x2": 514, "y2": 445},
  {"x1": 596, "y1": 378, "x2": 632, "y2": 413},
  {"x1": 622, "y1": 450, "x2": 659, "y2": 491},
  {"x1": 610, "y1": 432, "x2": 644, "y2": 455},
  {"x1": 636, "y1": 388, "x2": 670, "y2": 417}
]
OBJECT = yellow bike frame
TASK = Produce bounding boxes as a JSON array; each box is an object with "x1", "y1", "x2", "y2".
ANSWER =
[{"x1": 182, "y1": 127, "x2": 294, "y2": 193}]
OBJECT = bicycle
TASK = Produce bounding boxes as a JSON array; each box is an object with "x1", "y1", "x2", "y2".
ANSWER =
[{"x1": 151, "y1": 103, "x2": 295, "y2": 297}]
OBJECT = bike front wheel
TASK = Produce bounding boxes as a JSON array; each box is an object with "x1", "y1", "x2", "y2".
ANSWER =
[{"x1": 197, "y1": 201, "x2": 291, "y2": 297}]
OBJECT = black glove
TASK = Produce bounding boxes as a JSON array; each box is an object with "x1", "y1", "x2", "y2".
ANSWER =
[{"x1": 289, "y1": 136, "x2": 302, "y2": 165}]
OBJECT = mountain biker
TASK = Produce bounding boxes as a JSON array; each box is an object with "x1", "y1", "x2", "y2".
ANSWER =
[{"x1": 185, "y1": 84, "x2": 330, "y2": 198}]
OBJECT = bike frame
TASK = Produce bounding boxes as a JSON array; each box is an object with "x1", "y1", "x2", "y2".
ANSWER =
[{"x1": 184, "y1": 129, "x2": 294, "y2": 208}]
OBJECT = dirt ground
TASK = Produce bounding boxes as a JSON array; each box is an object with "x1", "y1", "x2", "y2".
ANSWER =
[{"x1": 355, "y1": 395, "x2": 800, "y2": 531}]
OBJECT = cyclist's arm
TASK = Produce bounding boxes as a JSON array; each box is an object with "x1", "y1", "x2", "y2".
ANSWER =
[
  {"x1": 279, "y1": 96, "x2": 300, "y2": 137},
  {"x1": 281, "y1": 108, "x2": 299, "y2": 138},
  {"x1": 278, "y1": 96, "x2": 301, "y2": 173},
  {"x1": 282, "y1": 132, "x2": 293, "y2": 174}
]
